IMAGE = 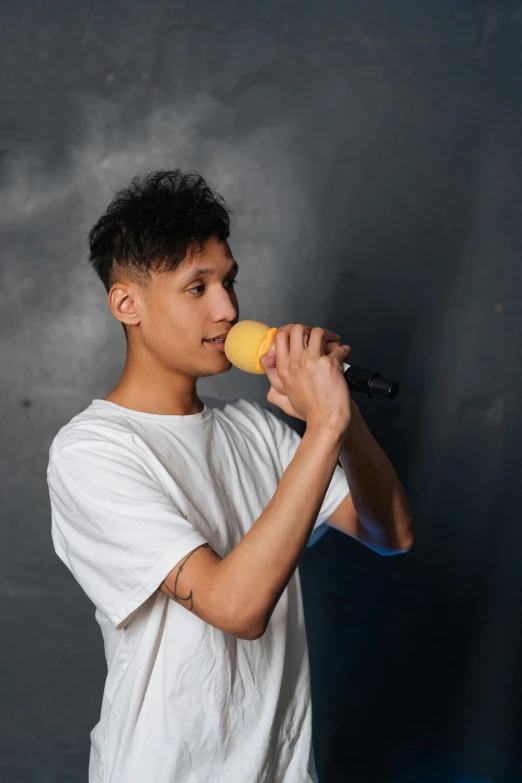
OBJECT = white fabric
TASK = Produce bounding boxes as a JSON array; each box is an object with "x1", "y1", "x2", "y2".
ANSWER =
[{"x1": 47, "y1": 396, "x2": 350, "y2": 783}]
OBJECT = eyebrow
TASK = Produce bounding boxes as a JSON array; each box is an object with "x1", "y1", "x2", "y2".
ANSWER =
[{"x1": 181, "y1": 260, "x2": 239, "y2": 284}]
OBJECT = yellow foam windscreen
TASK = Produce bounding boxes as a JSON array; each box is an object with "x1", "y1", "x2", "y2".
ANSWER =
[{"x1": 224, "y1": 320, "x2": 278, "y2": 374}]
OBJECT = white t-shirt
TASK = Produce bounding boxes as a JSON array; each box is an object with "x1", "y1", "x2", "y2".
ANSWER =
[{"x1": 47, "y1": 396, "x2": 350, "y2": 783}]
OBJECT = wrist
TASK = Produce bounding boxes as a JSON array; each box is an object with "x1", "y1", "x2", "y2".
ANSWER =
[{"x1": 305, "y1": 415, "x2": 347, "y2": 447}]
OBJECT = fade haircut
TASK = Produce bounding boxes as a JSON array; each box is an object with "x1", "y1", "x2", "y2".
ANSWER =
[{"x1": 88, "y1": 169, "x2": 232, "y2": 333}]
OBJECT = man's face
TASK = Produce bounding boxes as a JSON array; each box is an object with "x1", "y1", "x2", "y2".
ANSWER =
[{"x1": 133, "y1": 236, "x2": 240, "y2": 378}]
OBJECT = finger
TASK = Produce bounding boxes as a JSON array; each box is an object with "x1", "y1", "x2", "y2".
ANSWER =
[
  {"x1": 260, "y1": 343, "x2": 277, "y2": 367},
  {"x1": 331, "y1": 344, "x2": 352, "y2": 364},
  {"x1": 263, "y1": 362, "x2": 285, "y2": 393},
  {"x1": 289, "y1": 324, "x2": 308, "y2": 354},
  {"x1": 267, "y1": 384, "x2": 286, "y2": 403},
  {"x1": 274, "y1": 328, "x2": 290, "y2": 367},
  {"x1": 307, "y1": 326, "x2": 327, "y2": 356},
  {"x1": 324, "y1": 339, "x2": 351, "y2": 353},
  {"x1": 278, "y1": 323, "x2": 340, "y2": 343},
  {"x1": 294, "y1": 325, "x2": 340, "y2": 342},
  {"x1": 267, "y1": 386, "x2": 278, "y2": 404},
  {"x1": 336, "y1": 344, "x2": 352, "y2": 360},
  {"x1": 323, "y1": 328, "x2": 341, "y2": 341},
  {"x1": 276, "y1": 324, "x2": 297, "y2": 360},
  {"x1": 324, "y1": 340, "x2": 341, "y2": 355},
  {"x1": 259, "y1": 352, "x2": 275, "y2": 371}
]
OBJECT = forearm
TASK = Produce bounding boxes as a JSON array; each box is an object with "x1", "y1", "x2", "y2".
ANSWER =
[
  {"x1": 216, "y1": 424, "x2": 344, "y2": 636},
  {"x1": 340, "y1": 403, "x2": 414, "y2": 554}
]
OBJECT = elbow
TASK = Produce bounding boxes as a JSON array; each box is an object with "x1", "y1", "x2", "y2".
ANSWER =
[
  {"x1": 389, "y1": 536, "x2": 414, "y2": 555},
  {"x1": 209, "y1": 586, "x2": 269, "y2": 641},
  {"x1": 398, "y1": 517, "x2": 415, "y2": 553},
  {"x1": 235, "y1": 613, "x2": 268, "y2": 641},
  {"x1": 372, "y1": 540, "x2": 412, "y2": 556},
  {"x1": 236, "y1": 623, "x2": 266, "y2": 641},
  {"x1": 381, "y1": 521, "x2": 415, "y2": 556},
  {"x1": 401, "y1": 531, "x2": 414, "y2": 553},
  {"x1": 221, "y1": 608, "x2": 268, "y2": 641},
  {"x1": 367, "y1": 519, "x2": 414, "y2": 556}
]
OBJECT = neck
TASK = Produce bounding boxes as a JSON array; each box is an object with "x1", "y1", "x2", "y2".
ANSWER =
[{"x1": 105, "y1": 347, "x2": 204, "y2": 416}]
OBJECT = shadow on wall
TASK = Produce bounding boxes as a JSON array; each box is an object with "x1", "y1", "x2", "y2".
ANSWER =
[{"x1": 300, "y1": 109, "x2": 522, "y2": 782}]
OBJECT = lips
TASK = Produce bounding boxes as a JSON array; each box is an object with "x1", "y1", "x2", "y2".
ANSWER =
[
  {"x1": 205, "y1": 332, "x2": 229, "y2": 340},
  {"x1": 204, "y1": 339, "x2": 227, "y2": 352}
]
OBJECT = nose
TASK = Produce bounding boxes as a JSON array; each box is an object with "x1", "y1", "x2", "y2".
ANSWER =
[{"x1": 212, "y1": 287, "x2": 238, "y2": 324}]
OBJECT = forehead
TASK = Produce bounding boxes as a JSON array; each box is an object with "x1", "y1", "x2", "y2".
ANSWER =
[{"x1": 177, "y1": 238, "x2": 237, "y2": 282}]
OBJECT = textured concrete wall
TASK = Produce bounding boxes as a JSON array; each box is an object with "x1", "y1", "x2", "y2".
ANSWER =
[{"x1": 1, "y1": 2, "x2": 521, "y2": 781}]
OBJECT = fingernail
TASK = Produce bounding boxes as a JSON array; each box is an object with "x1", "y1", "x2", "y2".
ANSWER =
[{"x1": 268, "y1": 344, "x2": 275, "y2": 357}]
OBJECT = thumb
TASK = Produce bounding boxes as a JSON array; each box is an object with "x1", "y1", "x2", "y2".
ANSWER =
[{"x1": 260, "y1": 345, "x2": 276, "y2": 369}]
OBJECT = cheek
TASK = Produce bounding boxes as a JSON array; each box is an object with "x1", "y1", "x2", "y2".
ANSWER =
[
  {"x1": 146, "y1": 296, "x2": 181, "y2": 329},
  {"x1": 139, "y1": 300, "x2": 180, "y2": 348},
  {"x1": 155, "y1": 305, "x2": 201, "y2": 351}
]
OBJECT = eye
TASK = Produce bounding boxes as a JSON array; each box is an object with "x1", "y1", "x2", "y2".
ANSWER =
[{"x1": 188, "y1": 279, "x2": 238, "y2": 295}]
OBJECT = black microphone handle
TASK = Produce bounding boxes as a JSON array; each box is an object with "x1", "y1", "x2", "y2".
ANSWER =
[{"x1": 341, "y1": 362, "x2": 399, "y2": 401}]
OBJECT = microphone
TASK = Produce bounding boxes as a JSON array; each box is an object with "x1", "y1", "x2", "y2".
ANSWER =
[{"x1": 224, "y1": 320, "x2": 399, "y2": 401}]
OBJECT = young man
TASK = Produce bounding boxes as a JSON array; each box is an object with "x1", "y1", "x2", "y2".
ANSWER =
[{"x1": 47, "y1": 169, "x2": 413, "y2": 783}]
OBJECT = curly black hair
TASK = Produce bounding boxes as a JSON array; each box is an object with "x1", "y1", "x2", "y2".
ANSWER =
[{"x1": 88, "y1": 169, "x2": 232, "y2": 295}]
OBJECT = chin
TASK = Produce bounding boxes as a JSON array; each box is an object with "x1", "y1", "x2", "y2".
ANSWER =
[{"x1": 198, "y1": 360, "x2": 233, "y2": 378}]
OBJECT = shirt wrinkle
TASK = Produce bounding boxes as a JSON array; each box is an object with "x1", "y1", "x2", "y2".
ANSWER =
[{"x1": 47, "y1": 396, "x2": 350, "y2": 783}]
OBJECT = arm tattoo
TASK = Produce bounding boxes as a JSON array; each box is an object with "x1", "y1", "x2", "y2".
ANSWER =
[{"x1": 161, "y1": 543, "x2": 219, "y2": 617}]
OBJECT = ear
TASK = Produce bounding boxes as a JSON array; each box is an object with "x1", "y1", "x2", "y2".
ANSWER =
[{"x1": 108, "y1": 283, "x2": 142, "y2": 328}]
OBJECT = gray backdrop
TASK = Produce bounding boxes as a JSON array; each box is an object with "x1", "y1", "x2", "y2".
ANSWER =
[{"x1": 1, "y1": 1, "x2": 521, "y2": 781}]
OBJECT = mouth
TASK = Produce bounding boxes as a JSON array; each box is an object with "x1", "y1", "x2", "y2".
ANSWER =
[{"x1": 203, "y1": 337, "x2": 227, "y2": 352}]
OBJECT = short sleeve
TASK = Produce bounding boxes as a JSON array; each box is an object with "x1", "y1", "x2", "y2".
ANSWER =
[
  {"x1": 47, "y1": 438, "x2": 209, "y2": 629},
  {"x1": 257, "y1": 405, "x2": 350, "y2": 547}
]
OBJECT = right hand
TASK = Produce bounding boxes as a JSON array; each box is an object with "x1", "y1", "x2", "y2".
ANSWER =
[{"x1": 269, "y1": 324, "x2": 352, "y2": 435}]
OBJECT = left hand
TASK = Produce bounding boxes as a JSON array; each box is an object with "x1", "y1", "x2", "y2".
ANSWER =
[{"x1": 259, "y1": 323, "x2": 354, "y2": 421}]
